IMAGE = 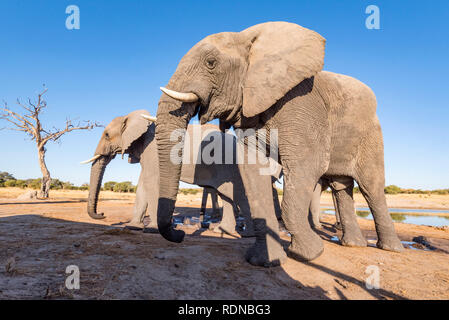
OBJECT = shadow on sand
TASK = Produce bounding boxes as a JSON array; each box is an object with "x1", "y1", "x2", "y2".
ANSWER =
[{"x1": 0, "y1": 213, "x2": 407, "y2": 299}]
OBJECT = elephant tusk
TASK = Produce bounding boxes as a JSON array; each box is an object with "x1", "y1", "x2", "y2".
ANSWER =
[
  {"x1": 141, "y1": 114, "x2": 157, "y2": 122},
  {"x1": 160, "y1": 87, "x2": 199, "y2": 103},
  {"x1": 80, "y1": 154, "x2": 101, "y2": 164}
]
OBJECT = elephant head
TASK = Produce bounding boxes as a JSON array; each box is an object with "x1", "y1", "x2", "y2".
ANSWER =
[
  {"x1": 82, "y1": 109, "x2": 156, "y2": 219},
  {"x1": 155, "y1": 21, "x2": 325, "y2": 242}
]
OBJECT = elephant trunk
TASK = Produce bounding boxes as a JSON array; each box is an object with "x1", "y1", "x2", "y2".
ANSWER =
[
  {"x1": 87, "y1": 156, "x2": 111, "y2": 219},
  {"x1": 155, "y1": 99, "x2": 192, "y2": 243}
]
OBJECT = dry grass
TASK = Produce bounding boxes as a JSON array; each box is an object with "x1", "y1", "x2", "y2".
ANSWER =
[{"x1": 2, "y1": 187, "x2": 448, "y2": 211}]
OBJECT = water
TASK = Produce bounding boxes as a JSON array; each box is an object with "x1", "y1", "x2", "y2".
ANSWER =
[
  {"x1": 329, "y1": 236, "x2": 430, "y2": 251},
  {"x1": 322, "y1": 207, "x2": 449, "y2": 227}
]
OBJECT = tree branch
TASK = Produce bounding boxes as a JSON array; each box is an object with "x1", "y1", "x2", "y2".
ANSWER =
[
  {"x1": 0, "y1": 104, "x2": 36, "y2": 138},
  {"x1": 40, "y1": 119, "x2": 102, "y2": 146}
]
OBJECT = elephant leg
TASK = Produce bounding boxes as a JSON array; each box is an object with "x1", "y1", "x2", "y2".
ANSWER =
[
  {"x1": 309, "y1": 180, "x2": 323, "y2": 230},
  {"x1": 143, "y1": 178, "x2": 159, "y2": 233},
  {"x1": 238, "y1": 152, "x2": 286, "y2": 267},
  {"x1": 331, "y1": 189, "x2": 343, "y2": 230},
  {"x1": 356, "y1": 149, "x2": 403, "y2": 252},
  {"x1": 330, "y1": 177, "x2": 367, "y2": 247},
  {"x1": 213, "y1": 197, "x2": 237, "y2": 235},
  {"x1": 200, "y1": 187, "x2": 209, "y2": 216},
  {"x1": 272, "y1": 179, "x2": 282, "y2": 221},
  {"x1": 210, "y1": 189, "x2": 220, "y2": 220},
  {"x1": 126, "y1": 174, "x2": 147, "y2": 230},
  {"x1": 226, "y1": 183, "x2": 256, "y2": 238},
  {"x1": 282, "y1": 168, "x2": 324, "y2": 262},
  {"x1": 236, "y1": 200, "x2": 255, "y2": 238}
]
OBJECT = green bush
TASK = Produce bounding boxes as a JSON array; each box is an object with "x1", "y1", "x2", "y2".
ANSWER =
[
  {"x1": 50, "y1": 179, "x2": 64, "y2": 190},
  {"x1": 15, "y1": 180, "x2": 28, "y2": 188},
  {"x1": 27, "y1": 179, "x2": 42, "y2": 189},
  {"x1": 4, "y1": 179, "x2": 17, "y2": 187},
  {"x1": 384, "y1": 185, "x2": 402, "y2": 194},
  {"x1": 79, "y1": 183, "x2": 89, "y2": 191},
  {"x1": 62, "y1": 181, "x2": 76, "y2": 190},
  {"x1": 179, "y1": 188, "x2": 200, "y2": 195},
  {"x1": 103, "y1": 181, "x2": 117, "y2": 191},
  {"x1": 113, "y1": 181, "x2": 135, "y2": 193},
  {"x1": 0, "y1": 171, "x2": 15, "y2": 184}
]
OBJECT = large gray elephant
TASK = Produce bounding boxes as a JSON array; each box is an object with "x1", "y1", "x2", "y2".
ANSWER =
[
  {"x1": 153, "y1": 21, "x2": 403, "y2": 267},
  {"x1": 83, "y1": 110, "x2": 282, "y2": 237}
]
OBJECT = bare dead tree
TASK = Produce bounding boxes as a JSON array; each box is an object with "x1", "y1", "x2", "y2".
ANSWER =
[{"x1": 1, "y1": 87, "x2": 102, "y2": 198}]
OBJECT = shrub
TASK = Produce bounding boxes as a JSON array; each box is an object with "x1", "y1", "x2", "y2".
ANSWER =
[
  {"x1": 0, "y1": 171, "x2": 15, "y2": 184},
  {"x1": 433, "y1": 189, "x2": 449, "y2": 195},
  {"x1": 384, "y1": 185, "x2": 402, "y2": 194},
  {"x1": 113, "y1": 181, "x2": 135, "y2": 193},
  {"x1": 179, "y1": 188, "x2": 200, "y2": 195},
  {"x1": 4, "y1": 179, "x2": 17, "y2": 187},
  {"x1": 50, "y1": 179, "x2": 64, "y2": 190},
  {"x1": 79, "y1": 183, "x2": 89, "y2": 191},
  {"x1": 27, "y1": 179, "x2": 42, "y2": 189},
  {"x1": 62, "y1": 181, "x2": 76, "y2": 190},
  {"x1": 103, "y1": 181, "x2": 117, "y2": 191},
  {"x1": 15, "y1": 180, "x2": 28, "y2": 188}
]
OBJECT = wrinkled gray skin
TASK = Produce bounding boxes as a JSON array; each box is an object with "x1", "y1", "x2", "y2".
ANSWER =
[
  {"x1": 309, "y1": 178, "x2": 343, "y2": 231},
  {"x1": 154, "y1": 21, "x2": 403, "y2": 267},
  {"x1": 86, "y1": 110, "x2": 281, "y2": 236}
]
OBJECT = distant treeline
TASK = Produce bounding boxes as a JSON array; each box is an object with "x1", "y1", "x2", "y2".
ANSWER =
[
  {"x1": 0, "y1": 171, "x2": 136, "y2": 193},
  {"x1": 2, "y1": 172, "x2": 447, "y2": 195},
  {"x1": 381, "y1": 185, "x2": 449, "y2": 195}
]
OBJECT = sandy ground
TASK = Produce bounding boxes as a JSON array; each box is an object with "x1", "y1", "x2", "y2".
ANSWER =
[{"x1": 0, "y1": 188, "x2": 448, "y2": 300}]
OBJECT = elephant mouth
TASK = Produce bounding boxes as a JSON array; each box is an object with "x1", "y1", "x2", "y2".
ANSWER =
[{"x1": 198, "y1": 102, "x2": 241, "y2": 127}]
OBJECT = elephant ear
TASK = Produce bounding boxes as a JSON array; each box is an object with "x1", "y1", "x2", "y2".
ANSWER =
[
  {"x1": 121, "y1": 109, "x2": 152, "y2": 155},
  {"x1": 241, "y1": 22, "x2": 326, "y2": 118}
]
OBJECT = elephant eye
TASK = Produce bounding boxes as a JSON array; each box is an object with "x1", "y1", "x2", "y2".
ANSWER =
[
  {"x1": 206, "y1": 57, "x2": 217, "y2": 69},
  {"x1": 104, "y1": 132, "x2": 110, "y2": 139}
]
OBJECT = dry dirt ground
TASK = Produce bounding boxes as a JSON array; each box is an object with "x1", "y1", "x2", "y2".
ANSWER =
[{"x1": 0, "y1": 188, "x2": 448, "y2": 300}]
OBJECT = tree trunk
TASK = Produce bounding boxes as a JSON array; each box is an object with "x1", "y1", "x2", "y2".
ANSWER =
[{"x1": 37, "y1": 146, "x2": 51, "y2": 199}]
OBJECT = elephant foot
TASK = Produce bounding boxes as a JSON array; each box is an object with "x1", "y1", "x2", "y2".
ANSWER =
[
  {"x1": 288, "y1": 232, "x2": 324, "y2": 262},
  {"x1": 341, "y1": 232, "x2": 367, "y2": 247},
  {"x1": 143, "y1": 223, "x2": 158, "y2": 234},
  {"x1": 238, "y1": 228, "x2": 256, "y2": 238},
  {"x1": 377, "y1": 234, "x2": 404, "y2": 252},
  {"x1": 124, "y1": 221, "x2": 144, "y2": 231},
  {"x1": 333, "y1": 222, "x2": 343, "y2": 231},
  {"x1": 245, "y1": 237, "x2": 287, "y2": 267}
]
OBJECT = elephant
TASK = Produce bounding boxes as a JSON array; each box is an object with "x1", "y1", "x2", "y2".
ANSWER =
[
  {"x1": 82, "y1": 110, "x2": 282, "y2": 237},
  {"x1": 153, "y1": 21, "x2": 403, "y2": 267},
  {"x1": 309, "y1": 177, "x2": 343, "y2": 230}
]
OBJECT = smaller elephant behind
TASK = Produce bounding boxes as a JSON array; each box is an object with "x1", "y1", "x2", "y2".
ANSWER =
[
  {"x1": 309, "y1": 176, "x2": 373, "y2": 247},
  {"x1": 309, "y1": 177, "x2": 343, "y2": 231},
  {"x1": 82, "y1": 110, "x2": 282, "y2": 237}
]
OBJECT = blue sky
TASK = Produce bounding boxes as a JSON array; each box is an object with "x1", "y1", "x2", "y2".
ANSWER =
[{"x1": 0, "y1": 0, "x2": 448, "y2": 189}]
